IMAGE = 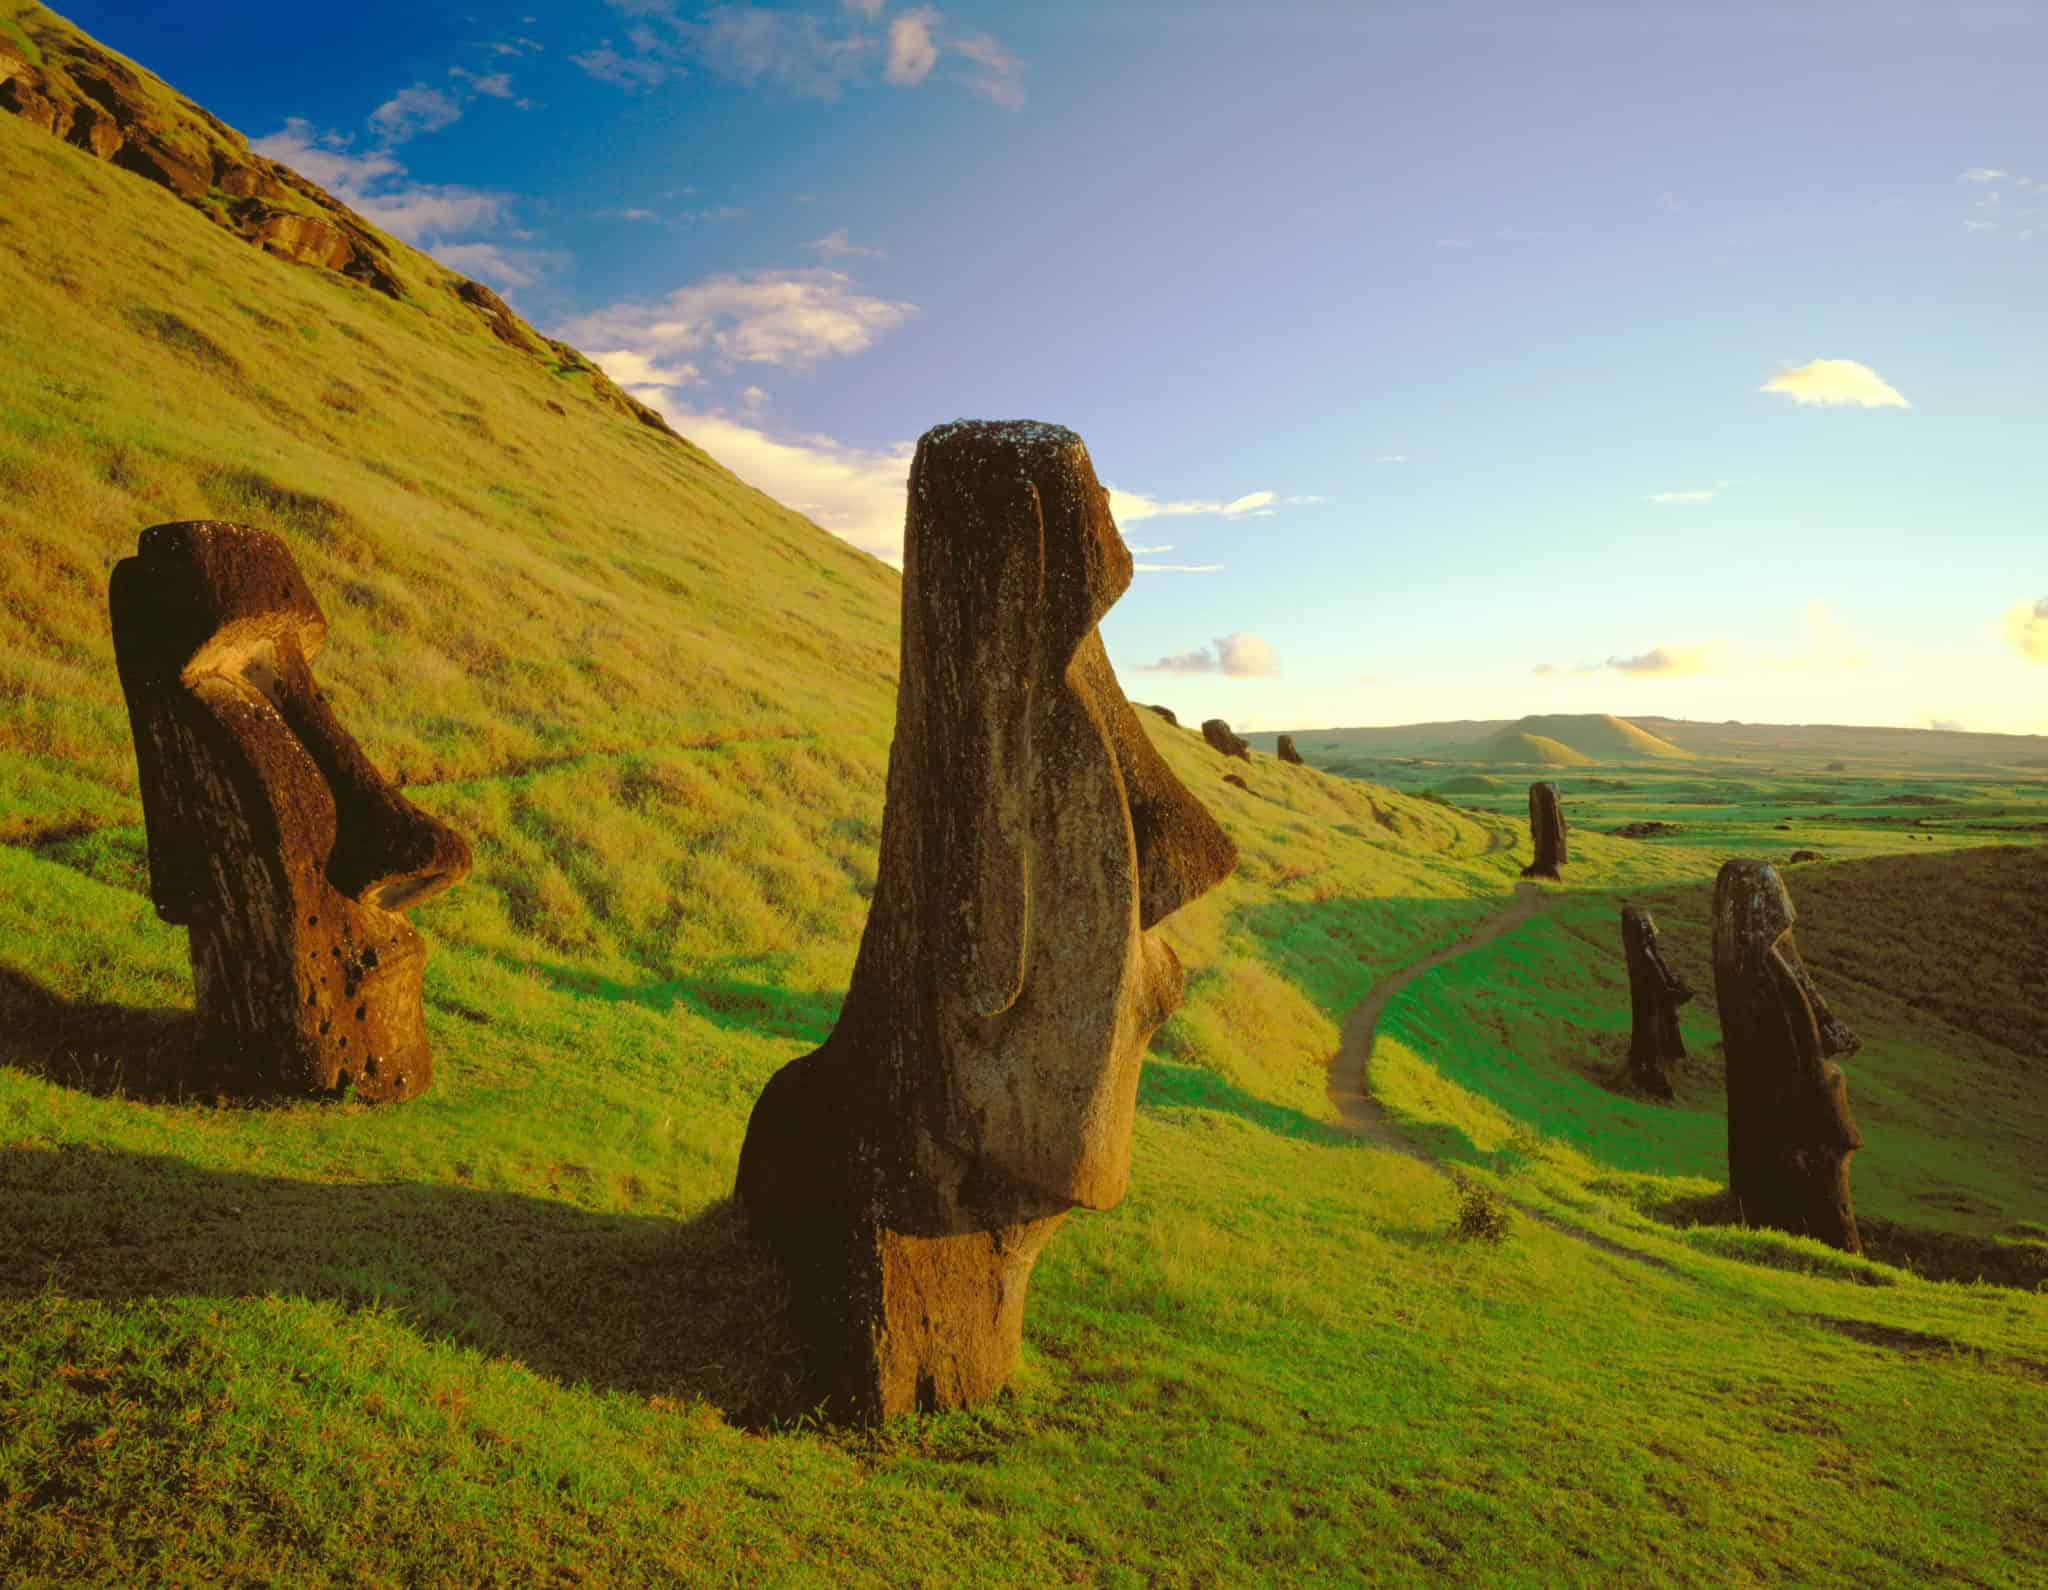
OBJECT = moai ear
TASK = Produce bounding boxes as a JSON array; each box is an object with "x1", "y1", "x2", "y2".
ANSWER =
[{"x1": 903, "y1": 445, "x2": 1048, "y2": 1018}]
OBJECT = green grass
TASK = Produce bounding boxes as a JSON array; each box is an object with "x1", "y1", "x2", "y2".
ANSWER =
[{"x1": 2, "y1": 15, "x2": 2046, "y2": 1583}]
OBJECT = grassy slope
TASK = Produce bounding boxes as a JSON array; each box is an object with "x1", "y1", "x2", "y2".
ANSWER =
[{"x1": 1, "y1": 46, "x2": 2045, "y2": 1587}]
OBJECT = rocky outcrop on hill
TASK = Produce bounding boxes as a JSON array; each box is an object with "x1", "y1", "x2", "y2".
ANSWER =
[
  {"x1": 0, "y1": 11, "x2": 678, "y2": 444},
  {"x1": 1611, "y1": 820, "x2": 1683, "y2": 839},
  {"x1": 1202, "y1": 718, "x2": 1251, "y2": 761},
  {"x1": 735, "y1": 421, "x2": 1236, "y2": 1420},
  {"x1": 1277, "y1": 734, "x2": 1305, "y2": 765}
]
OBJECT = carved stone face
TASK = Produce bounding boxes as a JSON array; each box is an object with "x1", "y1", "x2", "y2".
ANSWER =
[
  {"x1": 111, "y1": 522, "x2": 469, "y2": 1099},
  {"x1": 872, "y1": 421, "x2": 1237, "y2": 1216}
]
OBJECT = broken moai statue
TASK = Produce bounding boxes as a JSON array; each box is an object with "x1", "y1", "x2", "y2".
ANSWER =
[
  {"x1": 1520, "y1": 780, "x2": 1567, "y2": 880},
  {"x1": 111, "y1": 522, "x2": 471, "y2": 1100},
  {"x1": 1202, "y1": 717, "x2": 1251, "y2": 761},
  {"x1": 1620, "y1": 905, "x2": 1691, "y2": 1099},
  {"x1": 735, "y1": 421, "x2": 1237, "y2": 1421},
  {"x1": 1276, "y1": 734, "x2": 1305, "y2": 765},
  {"x1": 1711, "y1": 859, "x2": 1864, "y2": 1253}
]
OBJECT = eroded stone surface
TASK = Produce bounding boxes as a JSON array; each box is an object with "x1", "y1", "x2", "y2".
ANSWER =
[
  {"x1": 111, "y1": 522, "x2": 470, "y2": 1100},
  {"x1": 1620, "y1": 905, "x2": 1691, "y2": 1099},
  {"x1": 1277, "y1": 734, "x2": 1304, "y2": 765},
  {"x1": 1202, "y1": 718, "x2": 1251, "y2": 761},
  {"x1": 736, "y1": 421, "x2": 1236, "y2": 1420},
  {"x1": 1520, "y1": 781, "x2": 1567, "y2": 880},
  {"x1": 1711, "y1": 860, "x2": 1863, "y2": 1253}
]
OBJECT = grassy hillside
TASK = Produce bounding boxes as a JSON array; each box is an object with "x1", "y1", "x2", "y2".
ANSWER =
[
  {"x1": 1, "y1": 11, "x2": 2045, "y2": 1584},
  {"x1": 1470, "y1": 729, "x2": 1593, "y2": 768}
]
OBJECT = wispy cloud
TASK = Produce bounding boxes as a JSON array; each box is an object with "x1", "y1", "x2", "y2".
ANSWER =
[
  {"x1": 804, "y1": 227, "x2": 885, "y2": 259},
  {"x1": 1645, "y1": 480, "x2": 1728, "y2": 504},
  {"x1": 1960, "y1": 167, "x2": 2009, "y2": 183},
  {"x1": 561, "y1": 268, "x2": 916, "y2": 371},
  {"x1": 1141, "y1": 633, "x2": 1281, "y2": 676},
  {"x1": 953, "y1": 30, "x2": 1025, "y2": 107},
  {"x1": 571, "y1": 39, "x2": 678, "y2": 90},
  {"x1": 434, "y1": 242, "x2": 545, "y2": 290},
  {"x1": 1760, "y1": 358, "x2": 1910, "y2": 410},
  {"x1": 1606, "y1": 643, "x2": 1723, "y2": 677},
  {"x1": 1761, "y1": 599, "x2": 1870, "y2": 671},
  {"x1": 1374, "y1": 454, "x2": 1408, "y2": 465},
  {"x1": 589, "y1": 348, "x2": 703, "y2": 390},
  {"x1": 448, "y1": 68, "x2": 517, "y2": 99},
  {"x1": 251, "y1": 119, "x2": 517, "y2": 255},
  {"x1": 2006, "y1": 596, "x2": 2048, "y2": 663},
  {"x1": 885, "y1": 7, "x2": 940, "y2": 85},
  {"x1": 1132, "y1": 563, "x2": 1225, "y2": 575},
  {"x1": 1108, "y1": 487, "x2": 1281, "y2": 523},
  {"x1": 369, "y1": 84, "x2": 463, "y2": 143}
]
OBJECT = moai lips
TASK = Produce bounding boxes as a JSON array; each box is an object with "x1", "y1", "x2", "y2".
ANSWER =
[
  {"x1": 1521, "y1": 780, "x2": 1567, "y2": 880},
  {"x1": 1620, "y1": 905, "x2": 1692, "y2": 1099},
  {"x1": 111, "y1": 522, "x2": 470, "y2": 1100},
  {"x1": 736, "y1": 421, "x2": 1236, "y2": 1421},
  {"x1": 1711, "y1": 859, "x2": 1864, "y2": 1253}
]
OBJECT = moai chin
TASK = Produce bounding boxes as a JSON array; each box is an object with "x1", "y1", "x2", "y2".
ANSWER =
[
  {"x1": 735, "y1": 420, "x2": 1237, "y2": 1421},
  {"x1": 1620, "y1": 905, "x2": 1691, "y2": 1099},
  {"x1": 1276, "y1": 734, "x2": 1305, "y2": 766},
  {"x1": 110, "y1": 522, "x2": 471, "y2": 1100},
  {"x1": 1711, "y1": 859, "x2": 1864, "y2": 1253},
  {"x1": 1202, "y1": 717, "x2": 1251, "y2": 762},
  {"x1": 1520, "y1": 780, "x2": 1567, "y2": 880}
]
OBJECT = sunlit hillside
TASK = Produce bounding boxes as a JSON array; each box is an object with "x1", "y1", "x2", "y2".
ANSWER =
[{"x1": 1, "y1": 8, "x2": 2044, "y2": 1584}]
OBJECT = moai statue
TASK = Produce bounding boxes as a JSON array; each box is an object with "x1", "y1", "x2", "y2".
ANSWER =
[
  {"x1": 1202, "y1": 717, "x2": 1251, "y2": 761},
  {"x1": 110, "y1": 522, "x2": 471, "y2": 1100},
  {"x1": 1620, "y1": 905, "x2": 1691, "y2": 1099},
  {"x1": 1711, "y1": 859, "x2": 1863, "y2": 1253},
  {"x1": 1147, "y1": 704, "x2": 1179, "y2": 727},
  {"x1": 1276, "y1": 734, "x2": 1305, "y2": 766},
  {"x1": 1520, "y1": 780, "x2": 1567, "y2": 880},
  {"x1": 736, "y1": 421, "x2": 1237, "y2": 1421}
]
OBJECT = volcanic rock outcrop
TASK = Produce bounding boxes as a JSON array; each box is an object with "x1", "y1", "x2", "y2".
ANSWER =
[
  {"x1": 1620, "y1": 905, "x2": 1691, "y2": 1099},
  {"x1": 1202, "y1": 718, "x2": 1251, "y2": 762},
  {"x1": 111, "y1": 523, "x2": 471, "y2": 1100},
  {"x1": 1277, "y1": 734, "x2": 1305, "y2": 765},
  {"x1": 735, "y1": 421, "x2": 1237, "y2": 1421},
  {"x1": 1520, "y1": 781, "x2": 1567, "y2": 880},
  {"x1": 1711, "y1": 860, "x2": 1864, "y2": 1253}
]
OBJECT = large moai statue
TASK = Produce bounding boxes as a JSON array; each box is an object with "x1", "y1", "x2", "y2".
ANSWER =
[
  {"x1": 1202, "y1": 717, "x2": 1251, "y2": 761},
  {"x1": 736, "y1": 421, "x2": 1237, "y2": 1421},
  {"x1": 1520, "y1": 780, "x2": 1567, "y2": 880},
  {"x1": 1711, "y1": 859, "x2": 1864, "y2": 1253},
  {"x1": 1620, "y1": 905, "x2": 1691, "y2": 1099},
  {"x1": 111, "y1": 522, "x2": 471, "y2": 1100},
  {"x1": 1276, "y1": 734, "x2": 1305, "y2": 765}
]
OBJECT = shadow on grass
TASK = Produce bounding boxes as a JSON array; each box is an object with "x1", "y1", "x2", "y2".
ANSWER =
[
  {"x1": 1138, "y1": 1059, "x2": 1358, "y2": 1147},
  {"x1": 530, "y1": 958, "x2": 841, "y2": 1043},
  {"x1": 0, "y1": 1143, "x2": 811, "y2": 1427},
  {"x1": 0, "y1": 966, "x2": 200, "y2": 1103}
]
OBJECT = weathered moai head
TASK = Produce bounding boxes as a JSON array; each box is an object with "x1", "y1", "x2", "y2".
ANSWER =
[
  {"x1": 736, "y1": 421, "x2": 1236, "y2": 1420},
  {"x1": 1147, "y1": 703, "x2": 1179, "y2": 727},
  {"x1": 1710, "y1": 859, "x2": 1863, "y2": 1252},
  {"x1": 1619, "y1": 904, "x2": 1692, "y2": 1099},
  {"x1": 110, "y1": 522, "x2": 470, "y2": 1100},
  {"x1": 1276, "y1": 734, "x2": 1305, "y2": 766},
  {"x1": 1520, "y1": 780, "x2": 1567, "y2": 880},
  {"x1": 1202, "y1": 717, "x2": 1251, "y2": 761}
]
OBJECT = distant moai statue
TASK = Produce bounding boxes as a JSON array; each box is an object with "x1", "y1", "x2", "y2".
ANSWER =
[
  {"x1": 1620, "y1": 905, "x2": 1691, "y2": 1098},
  {"x1": 1711, "y1": 859, "x2": 1864, "y2": 1253},
  {"x1": 111, "y1": 522, "x2": 471, "y2": 1099},
  {"x1": 1202, "y1": 717, "x2": 1251, "y2": 761},
  {"x1": 1147, "y1": 704, "x2": 1179, "y2": 726},
  {"x1": 1520, "y1": 781, "x2": 1567, "y2": 880},
  {"x1": 736, "y1": 421, "x2": 1237, "y2": 1421},
  {"x1": 1276, "y1": 734, "x2": 1305, "y2": 765}
]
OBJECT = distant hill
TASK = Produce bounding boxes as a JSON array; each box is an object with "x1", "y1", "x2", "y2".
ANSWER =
[
  {"x1": 1476, "y1": 714, "x2": 1692, "y2": 763},
  {"x1": 1471, "y1": 730, "x2": 1593, "y2": 768}
]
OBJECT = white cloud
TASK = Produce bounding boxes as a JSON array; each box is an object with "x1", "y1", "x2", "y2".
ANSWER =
[
  {"x1": 572, "y1": 41, "x2": 677, "y2": 89},
  {"x1": 250, "y1": 120, "x2": 512, "y2": 246},
  {"x1": 435, "y1": 242, "x2": 542, "y2": 290},
  {"x1": 590, "y1": 348, "x2": 703, "y2": 390},
  {"x1": 369, "y1": 84, "x2": 463, "y2": 142},
  {"x1": 1141, "y1": 632, "x2": 1281, "y2": 676},
  {"x1": 1108, "y1": 486, "x2": 1279, "y2": 523},
  {"x1": 953, "y1": 31, "x2": 1025, "y2": 108},
  {"x1": 1375, "y1": 454, "x2": 1408, "y2": 464},
  {"x1": 805, "y1": 227, "x2": 885, "y2": 259},
  {"x1": 675, "y1": 6, "x2": 873, "y2": 99},
  {"x1": 1762, "y1": 598, "x2": 1870, "y2": 671},
  {"x1": 560, "y1": 269, "x2": 914, "y2": 370},
  {"x1": 1133, "y1": 563, "x2": 1225, "y2": 575},
  {"x1": 1645, "y1": 481, "x2": 1728, "y2": 504},
  {"x1": 1760, "y1": 358, "x2": 1911, "y2": 410},
  {"x1": 1960, "y1": 167, "x2": 2009, "y2": 183},
  {"x1": 2005, "y1": 596, "x2": 2048, "y2": 663},
  {"x1": 597, "y1": 206, "x2": 659, "y2": 222},
  {"x1": 885, "y1": 7, "x2": 940, "y2": 84},
  {"x1": 1122, "y1": 542, "x2": 1174, "y2": 555},
  {"x1": 449, "y1": 68, "x2": 516, "y2": 98},
  {"x1": 1604, "y1": 643, "x2": 1725, "y2": 677},
  {"x1": 482, "y1": 37, "x2": 544, "y2": 57}
]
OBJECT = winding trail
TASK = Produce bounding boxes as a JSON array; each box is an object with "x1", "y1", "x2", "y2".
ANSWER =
[{"x1": 1324, "y1": 881, "x2": 1550, "y2": 1152}]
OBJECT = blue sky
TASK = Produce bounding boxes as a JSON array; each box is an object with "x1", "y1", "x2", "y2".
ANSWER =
[{"x1": 71, "y1": 0, "x2": 2048, "y2": 733}]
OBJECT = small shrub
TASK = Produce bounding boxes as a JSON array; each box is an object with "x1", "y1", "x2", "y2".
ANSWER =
[{"x1": 1448, "y1": 1171, "x2": 1513, "y2": 1243}]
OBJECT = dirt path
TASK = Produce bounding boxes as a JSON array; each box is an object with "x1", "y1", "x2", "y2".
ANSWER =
[{"x1": 1324, "y1": 881, "x2": 1549, "y2": 1152}]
